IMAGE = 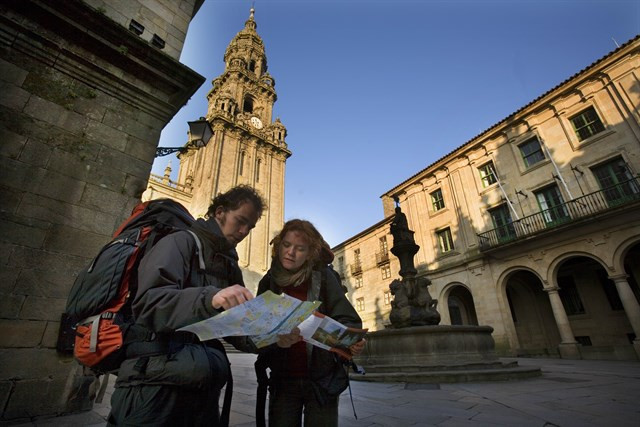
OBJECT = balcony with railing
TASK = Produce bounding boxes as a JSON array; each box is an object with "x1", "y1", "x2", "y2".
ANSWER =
[
  {"x1": 148, "y1": 173, "x2": 193, "y2": 193},
  {"x1": 350, "y1": 262, "x2": 362, "y2": 275},
  {"x1": 478, "y1": 177, "x2": 640, "y2": 251},
  {"x1": 376, "y1": 251, "x2": 390, "y2": 266}
]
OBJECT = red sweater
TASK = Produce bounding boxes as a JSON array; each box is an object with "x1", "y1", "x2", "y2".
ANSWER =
[{"x1": 283, "y1": 279, "x2": 309, "y2": 378}]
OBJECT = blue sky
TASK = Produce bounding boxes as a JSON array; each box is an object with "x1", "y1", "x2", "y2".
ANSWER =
[{"x1": 152, "y1": 0, "x2": 639, "y2": 247}]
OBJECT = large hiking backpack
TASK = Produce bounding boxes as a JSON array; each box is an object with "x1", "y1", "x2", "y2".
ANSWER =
[{"x1": 64, "y1": 198, "x2": 204, "y2": 374}]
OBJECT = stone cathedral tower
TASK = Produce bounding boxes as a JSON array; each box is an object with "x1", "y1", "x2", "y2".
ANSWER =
[{"x1": 146, "y1": 8, "x2": 291, "y2": 290}]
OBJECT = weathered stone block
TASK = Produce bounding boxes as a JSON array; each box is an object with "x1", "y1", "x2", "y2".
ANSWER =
[
  {"x1": 22, "y1": 66, "x2": 98, "y2": 115},
  {"x1": 0, "y1": 127, "x2": 27, "y2": 159},
  {"x1": 0, "y1": 81, "x2": 30, "y2": 110},
  {"x1": 47, "y1": 148, "x2": 94, "y2": 181},
  {"x1": 0, "y1": 217, "x2": 48, "y2": 248},
  {"x1": 20, "y1": 296, "x2": 66, "y2": 321},
  {"x1": 0, "y1": 242, "x2": 13, "y2": 266},
  {"x1": 123, "y1": 174, "x2": 150, "y2": 199},
  {"x1": 86, "y1": 162, "x2": 128, "y2": 192},
  {"x1": 44, "y1": 223, "x2": 109, "y2": 257},
  {"x1": 0, "y1": 186, "x2": 22, "y2": 215},
  {"x1": 97, "y1": 145, "x2": 151, "y2": 180},
  {"x1": 42, "y1": 320, "x2": 61, "y2": 348},
  {"x1": 17, "y1": 194, "x2": 117, "y2": 235},
  {"x1": 0, "y1": 156, "x2": 47, "y2": 193},
  {"x1": 0, "y1": 348, "x2": 74, "y2": 380},
  {"x1": 44, "y1": 126, "x2": 100, "y2": 160},
  {"x1": 103, "y1": 109, "x2": 157, "y2": 143},
  {"x1": 15, "y1": 268, "x2": 77, "y2": 299},
  {"x1": 71, "y1": 96, "x2": 107, "y2": 121},
  {"x1": 84, "y1": 119, "x2": 128, "y2": 152},
  {"x1": 0, "y1": 294, "x2": 25, "y2": 318},
  {"x1": 0, "y1": 319, "x2": 46, "y2": 348},
  {"x1": 23, "y1": 96, "x2": 87, "y2": 136},
  {"x1": 35, "y1": 170, "x2": 86, "y2": 205},
  {"x1": 7, "y1": 245, "x2": 87, "y2": 277},
  {"x1": 18, "y1": 138, "x2": 52, "y2": 168},
  {"x1": 3, "y1": 377, "x2": 68, "y2": 419},
  {"x1": 80, "y1": 184, "x2": 131, "y2": 216},
  {"x1": 0, "y1": 57, "x2": 28, "y2": 85},
  {"x1": 0, "y1": 266, "x2": 19, "y2": 294},
  {"x1": 0, "y1": 381, "x2": 12, "y2": 421},
  {"x1": 124, "y1": 134, "x2": 158, "y2": 161}
]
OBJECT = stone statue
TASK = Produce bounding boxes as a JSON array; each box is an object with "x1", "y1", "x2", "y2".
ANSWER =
[
  {"x1": 390, "y1": 205, "x2": 414, "y2": 246},
  {"x1": 389, "y1": 279, "x2": 411, "y2": 328},
  {"x1": 387, "y1": 199, "x2": 441, "y2": 328}
]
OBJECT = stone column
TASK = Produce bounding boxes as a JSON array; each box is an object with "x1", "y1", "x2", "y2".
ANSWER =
[
  {"x1": 544, "y1": 286, "x2": 581, "y2": 359},
  {"x1": 609, "y1": 274, "x2": 640, "y2": 359}
]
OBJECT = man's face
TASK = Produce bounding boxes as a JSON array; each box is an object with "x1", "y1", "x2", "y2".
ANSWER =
[{"x1": 214, "y1": 201, "x2": 260, "y2": 247}]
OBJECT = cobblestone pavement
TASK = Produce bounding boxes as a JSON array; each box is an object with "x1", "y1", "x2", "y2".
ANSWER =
[{"x1": 10, "y1": 354, "x2": 640, "y2": 426}]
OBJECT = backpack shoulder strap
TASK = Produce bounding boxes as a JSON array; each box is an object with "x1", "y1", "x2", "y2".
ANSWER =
[{"x1": 185, "y1": 230, "x2": 205, "y2": 271}]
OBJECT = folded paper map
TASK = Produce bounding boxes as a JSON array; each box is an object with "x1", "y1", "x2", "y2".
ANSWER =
[
  {"x1": 177, "y1": 290, "x2": 321, "y2": 347},
  {"x1": 298, "y1": 311, "x2": 368, "y2": 360}
]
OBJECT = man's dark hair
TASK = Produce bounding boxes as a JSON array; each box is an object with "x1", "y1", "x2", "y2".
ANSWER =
[{"x1": 206, "y1": 185, "x2": 266, "y2": 218}]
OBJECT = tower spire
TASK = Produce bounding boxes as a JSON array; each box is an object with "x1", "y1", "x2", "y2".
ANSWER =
[{"x1": 245, "y1": 4, "x2": 257, "y2": 31}]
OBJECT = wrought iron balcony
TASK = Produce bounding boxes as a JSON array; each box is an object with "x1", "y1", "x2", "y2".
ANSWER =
[
  {"x1": 376, "y1": 251, "x2": 390, "y2": 266},
  {"x1": 478, "y1": 177, "x2": 640, "y2": 251},
  {"x1": 350, "y1": 262, "x2": 362, "y2": 275}
]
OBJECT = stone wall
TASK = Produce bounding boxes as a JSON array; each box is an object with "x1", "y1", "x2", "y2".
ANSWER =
[{"x1": 0, "y1": 0, "x2": 204, "y2": 421}]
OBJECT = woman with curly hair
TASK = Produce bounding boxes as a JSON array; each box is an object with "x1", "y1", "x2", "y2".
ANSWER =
[{"x1": 256, "y1": 219, "x2": 365, "y2": 426}]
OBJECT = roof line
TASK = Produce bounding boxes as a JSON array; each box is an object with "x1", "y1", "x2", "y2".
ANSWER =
[{"x1": 382, "y1": 34, "x2": 640, "y2": 198}]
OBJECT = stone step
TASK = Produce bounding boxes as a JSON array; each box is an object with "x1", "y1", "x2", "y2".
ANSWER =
[
  {"x1": 222, "y1": 341, "x2": 241, "y2": 354},
  {"x1": 360, "y1": 360, "x2": 517, "y2": 373},
  {"x1": 351, "y1": 366, "x2": 541, "y2": 383}
]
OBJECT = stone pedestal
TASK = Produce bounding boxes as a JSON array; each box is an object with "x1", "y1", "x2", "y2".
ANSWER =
[{"x1": 353, "y1": 325, "x2": 541, "y2": 383}]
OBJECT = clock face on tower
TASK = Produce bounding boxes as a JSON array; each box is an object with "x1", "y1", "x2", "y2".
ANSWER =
[{"x1": 250, "y1": 116, "x2": 263, "y2": 129}]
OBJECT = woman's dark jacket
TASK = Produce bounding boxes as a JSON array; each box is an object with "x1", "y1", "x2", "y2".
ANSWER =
[{"x1": 255, "y1": 265, "x2": 362, "y2": 399}]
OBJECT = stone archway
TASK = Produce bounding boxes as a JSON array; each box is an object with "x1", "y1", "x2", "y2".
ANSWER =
[
  {"x1": 505, "y1": 270, "x2": 560, "y2": 357},
  {"x1": 447, "y1": 285, "x2": 479, "y2": 326},
  {"x1": 556, "y1": 256, "x2": 636, "y2": 359}
]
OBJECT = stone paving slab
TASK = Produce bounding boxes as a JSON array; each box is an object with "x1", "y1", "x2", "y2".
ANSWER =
[{"x1": 8, "y1": 354, "x2": 640, "y2": 426}]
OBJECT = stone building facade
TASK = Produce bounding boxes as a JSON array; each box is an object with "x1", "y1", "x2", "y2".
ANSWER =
[
  {"x1": 334, "y1": 36, "x2": 640, "y2": 361},
  {"x1": 144, "y1": 10, "x2": 291, "y2": 291},
  {"x1": 0, "y1": 0, "x2": 204, "y2": 421}
]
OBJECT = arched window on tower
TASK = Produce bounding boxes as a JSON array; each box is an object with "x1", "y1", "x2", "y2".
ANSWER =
[
  {"x1": 238, "y1": 151, "x2": 245, "y2": 176},
  {"x1": 256, "y1": 158, "x2": 261, "y2": 183},
  {"x1": 248, "y1": 60, "x2": 256, "y2": 73},
  {"x1": 243, "y1": 96, "x2": 254, "y2": 113}
]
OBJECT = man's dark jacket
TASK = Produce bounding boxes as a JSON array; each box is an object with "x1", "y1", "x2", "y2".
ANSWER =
[{"x1": 108, "y1": 218, "x2": 254, "y2": 426}]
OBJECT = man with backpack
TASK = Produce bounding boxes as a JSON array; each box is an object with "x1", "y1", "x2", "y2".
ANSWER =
[{"x1": 107, "y1": 185, "x2": 265, "y2": 426}]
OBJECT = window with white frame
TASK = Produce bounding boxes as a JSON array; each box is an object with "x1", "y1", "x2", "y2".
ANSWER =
[
  {"x1": 534, "y1": 185, "x2": 569, "y2": 224},
  {"x1": 430, "y1": 188, "x2": 445, "y2": 211},
  {"x1": 354, "y1": 275, "x2": 363, "y2": 289},
  {"x1": 381, "y1": 264, "x2": 391, "y2": 279},
  {"x1": 478, "y1": 162, "x2": 497, "y2": 188},
  {"x1": 383, "y1": 290, "x2": 392, "y2": 306},
  {"x1": 436, "y1": 227, "x2": 454, "y2": 253},
  {"x1": 356, "y1": 297, "x2": 365, "y2": 312}
]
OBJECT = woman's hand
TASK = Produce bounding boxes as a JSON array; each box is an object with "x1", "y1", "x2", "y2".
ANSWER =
[
  {"x1": 277, "y1": 327, "x2": 302, "y2": 348},
  {"x1": 349, "y1": 339, "x2": 366, "y2": 356}
]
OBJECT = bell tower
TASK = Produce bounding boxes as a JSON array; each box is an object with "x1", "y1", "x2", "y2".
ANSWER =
[{"x1": 173, "y1": 8, "x2": 291, "y2": 289}]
